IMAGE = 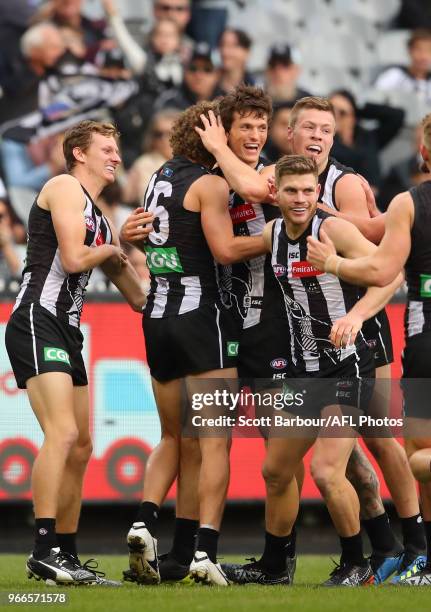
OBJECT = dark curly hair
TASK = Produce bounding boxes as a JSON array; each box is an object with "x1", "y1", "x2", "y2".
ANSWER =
[
  {"x1": 218, "y1": 84, "x2": 272, "y2": 133},
  {"x1": 169, "y1": 101, "x2": 218, "y2": 169}
]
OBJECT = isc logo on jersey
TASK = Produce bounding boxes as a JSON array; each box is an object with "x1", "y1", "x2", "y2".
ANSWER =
[{"x1": 146, "y1": 246, "x2": 184, "y2": 274}]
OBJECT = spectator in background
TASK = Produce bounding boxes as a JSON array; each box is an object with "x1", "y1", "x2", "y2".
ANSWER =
[
  {"x1": 374, "y1": 29, "x2": 431, "y2": 104},
  {"x1": 379, "y1": 123, "x2": 430, "y2": 211},
  {"x1": 154, "y1": 42, "x2": 222, "y2": 111},
  {"x1": 152, "y1": 0, "x2": 193, "y2": 61},
  {"x1": 123, "y1": 109, "x2": 179, "y2": 205},
  {"x1": 393, "y1": 0, "x2": 431, "y2": 30},
  {"x1": 32, "y1": 0, "x2": 109, "y2": 64},
  {"x1": 261, "y1": 44, "x2": 310, "y2": 105},
  {"x1": 263, "y1": 101, "x2": 294, "y2": 162},
  {"x1": 329, "y1": 89, "x2": 405, "y2": 191},
  {"x1": 102, "y1": 0, "x2": 183, "y2": 91},
  {"x1": 0, "y1": 21, "x2": 65, "y2": 124},
  {"x1": 187, "y1": 0, "x2": 229, "y2": 50},
  {"x1": 218, "y1": 28, "x2": 255, "y2": 94},
  {"x1": 0, "y1": 181, "x2": 26, "y2": 280}
]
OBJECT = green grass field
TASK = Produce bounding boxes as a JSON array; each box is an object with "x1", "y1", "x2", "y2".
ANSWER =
[{"x1": 1, "y1": 554, "x2": 430, "y2": 612}]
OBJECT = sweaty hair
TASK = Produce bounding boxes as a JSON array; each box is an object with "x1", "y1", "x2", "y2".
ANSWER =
[
  {"x1": 63, "y1": 120, "x2": 120, "y2": 171},
  {"x1": 218, "y1": 83, "x2": 272, "y2": 132},
  {"x1": 289, "y1": 96, "x2": 336, "y2": 129},
  {"x1": 275, "y1": 155, "x2": 318, "y2": 186},
  {"x1": 408, "y1": 28, "x2": 431, "y2": 49},
  {"x1": 169, "y1": 101, "x2": 217, "y2": 168}
]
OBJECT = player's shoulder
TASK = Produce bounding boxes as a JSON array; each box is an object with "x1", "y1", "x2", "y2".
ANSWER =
[
  {"x1": 387, "y1": 190, "x2": 414, "y2": 218},
  {"x1": 42, "y1": 174, "x2": 82, "y2": 195}
]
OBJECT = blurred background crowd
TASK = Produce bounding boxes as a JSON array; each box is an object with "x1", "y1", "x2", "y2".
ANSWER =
[{"x1": 0, "y1": 0, "x2": 430, "y2": 292}]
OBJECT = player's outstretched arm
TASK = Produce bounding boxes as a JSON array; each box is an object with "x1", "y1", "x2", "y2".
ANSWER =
[
  {"x1": 44, "y1": 175, "x2": 122, "y2": 273},
  {"x1": 197, "y1": 174, "x2": 267, "y2": 264},
  {"x1": 312, "y1": 216, "x2": 404, "y2": 348},
  {"x1": 195, "y1": 110, "x2": 274, "y2": 203},
  {"x1": 307, "y1": 193, "x2": 413, "y2": 287}
]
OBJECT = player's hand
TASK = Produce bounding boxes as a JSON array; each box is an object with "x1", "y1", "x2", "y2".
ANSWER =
[
  {"x1": 330, "y1": 313, "x2": 363, "y2": 348},
  {"x1": 266, "y1": 175, "x2": 277, "y2": 204},
  {"x1": 357, "y1": 174, "x2": 380, "y2": 218},
  {"x1": 194, "y1": 110, "x2": 227, "y2": 154},
  {"x1": 306, "y1": 229, "x2": 336, "y2": 271},
  {"x1": 120, "y1": 208, "x2": 153, "y2": 243}
]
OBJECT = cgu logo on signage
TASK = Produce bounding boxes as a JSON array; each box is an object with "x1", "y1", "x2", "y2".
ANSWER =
[{"x1": 145, "y1": 247, "x2": 184, "y2": 274}]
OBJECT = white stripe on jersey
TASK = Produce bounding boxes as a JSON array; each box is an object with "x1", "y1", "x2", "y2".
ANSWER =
[
  {"x1": 179, "y1": 276, "x2": 202, "y2": 315},
  {"x1": 322, "y1": 165, "x2": 344, "y2": 210},
  {"x1": 215, "y1": 303, "x2": 223, "y2": 368},
  {"x1": 374, "y1": 314, "x2": 389, "y2": 364},
  {"x1": 39, "y1": 248, "x2": 65, "y2": 322},
  {"x1": 29, "y1": 303, "x2": 39, "y2": 375},
  {"x1": 151, "y1": 277, "x2": 169, "y2": 317},
  {"x1": 13, "y1": 271, "x2": 31, "y2": 313},
  {"x1": 407, "y1": 300, "x2": 425, "y2": 337}
]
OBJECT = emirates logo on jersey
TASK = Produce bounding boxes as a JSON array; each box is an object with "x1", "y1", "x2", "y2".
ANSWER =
[
  {"x1": 230, "y1": 203, "x2": 256, "y2": 224},
  {"x1": 291, "y1": 261, "x2": 323, "y2": 278},
  {"x1": 85, "y1": 216, "x2": 95, "y2": 231},
  {"x1": 95, "y1": 230, "x2": 105, "y2": 246}
]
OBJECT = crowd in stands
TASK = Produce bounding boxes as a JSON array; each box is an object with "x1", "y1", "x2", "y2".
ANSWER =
[{"x1": 0, "y1": 0, "x2": 430, "y2": 290}]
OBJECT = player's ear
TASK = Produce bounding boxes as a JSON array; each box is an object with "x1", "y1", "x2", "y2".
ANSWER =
[{"x1": 316, "y1": 181, "x2": 321, "y2": 197}]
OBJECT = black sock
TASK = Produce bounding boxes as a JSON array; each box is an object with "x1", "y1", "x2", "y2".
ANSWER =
[
  {"x1": 401, "y1": 514, "x2": 426, "y2": 554},
  {"x1": 362, "y1": 512, "x2": 397, "y2": 554},
  {"x1": 170, "y1": 518, "x2": 199, "y2": 565},
  {"x1": 286, "y1": 525, "x2": 297, "y2": 559},
  {"x1": 260, "y1": 531, "x2": 292, "y2": 574},
  {"x1": 340, "y1": 532, "x2": 366, "y2": 566},
  {"x1": 56, "y1": 533, "x2": 78, "y2": 558},
  {"x1": 33, "y1": 518, "x2": 57, "y2": 560},
  {"x1": 424, "y1": 521, "x2": 431, "y2": 566},
  {"x1": 134, "y1": 502, "x2": 159, "y2": 535},
  {"x1": 196, "y1": 527, "x2": 219, "y2": 563}
]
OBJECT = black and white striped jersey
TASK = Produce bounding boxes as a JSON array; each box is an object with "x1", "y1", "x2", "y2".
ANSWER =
[
  {"x1": 271, "y1": 212, "x2": 365, "y2": 373},
  {"x1": 404, "y1": 181, "x2": 431, "y2": 338},
  {"x1": 143, "y1": 156, "x2": 220, "y2": 318},
  {"x1": 13, "y1": 185, "x2": 113, "y2": 327},
  {"x1": 217, "y1": 159, "x2": 284, "y2": 329},
  {"x1": 318, "y1": 157, "x2": 355, "y2": 211}
]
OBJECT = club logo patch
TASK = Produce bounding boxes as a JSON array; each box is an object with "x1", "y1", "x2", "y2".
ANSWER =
[
  {"x1": 273, "y1": 264, "x2": 287, "y2": 277},
  {"x1": 85, "y1": 216, "x2": 95, "y2": 231}
]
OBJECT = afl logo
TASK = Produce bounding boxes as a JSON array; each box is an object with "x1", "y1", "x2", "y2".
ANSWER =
[
  {"x1": 273, "y1": 264, "x2": 287, "y2": 277},
  {"x1": 85, "y1": 216, "x2": 95, "y2": 231},
  {"x1": 271, "y1": 358, "x2": 287, "y2": 370}
]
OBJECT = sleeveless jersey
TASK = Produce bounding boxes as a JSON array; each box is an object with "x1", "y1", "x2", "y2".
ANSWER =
[
  {"x1": 318, "y1": 157, "x2": 355, "y2": 211},
  {"x1": 404, "y1": 181, "x2": 431, "y2": 338},
  {"x1": 143, "y1": 156, "x2": 219, "y2": 318},
  {"x1": 13, "y1": 185, "x2": 112, "y2": 327},
  {"x1": 217, "y1": 158, "x2": 284, "y2": 329},
  {"x1": 271, "y1": 212, "x2": 365, "y2": 373}
]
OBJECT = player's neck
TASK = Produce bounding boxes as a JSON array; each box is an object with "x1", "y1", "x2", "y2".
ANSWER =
[
  {"x1": 283, "y1": 216, "x2": 310, "y2": 241},
  {"x1": 317, "y1": 156, "x2": 329, "y2": 176},
  {"x1": 71, "y1": 169, "x2": 106, "y2": 202}
]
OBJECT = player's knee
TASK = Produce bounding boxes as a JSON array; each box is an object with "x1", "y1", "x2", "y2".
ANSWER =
[
  {"x1": 262, "y1": 461, "x2": 292, "y2": 493},
  {"x1": 68, "y1": 438, "x2": 93, "y2": 467},
  {"x1": 310, "y1": 461, "x2": 340, "y2": 494},
  {"x1": 47, "y1": 425, "x2": 80, "y2": 453}
]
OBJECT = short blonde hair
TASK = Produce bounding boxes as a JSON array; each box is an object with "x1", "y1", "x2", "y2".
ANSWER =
[{"x1": 289, "y1": 96, "x2": 335, "y2": 129}]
